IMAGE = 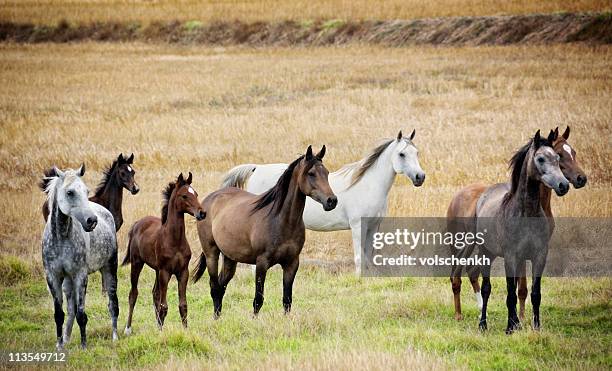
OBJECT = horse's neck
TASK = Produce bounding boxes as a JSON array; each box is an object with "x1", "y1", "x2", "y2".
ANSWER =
[
  {"x1": 50, "y1": 200, "x2": 72, "y2": 238},
  {"x1": 352, "y1": 143, "x2": 396, "y2": 194},
  {"x1": 539, "y1": 185, "x2": 553, "y2": 218},
  {"x1": 94, "y1": 172, "x2": 123, "y2": 219},
  {"x1": 277, "y1": 174, "x2": 306, "y2": 229},
  {"x1": 163, "y1": 199, "x2": 185, "y2": 245},
  {"x1": 512, "y1": 159, "x2": 543, "y2": 216}
]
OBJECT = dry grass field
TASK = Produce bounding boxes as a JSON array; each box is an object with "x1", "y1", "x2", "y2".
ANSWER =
[
  {"x1": 0, "y1": 42, "x2": 611, "y2": 369},
  {"x1": 1, "y1": 0, "x2": 611, "y2": 25}
]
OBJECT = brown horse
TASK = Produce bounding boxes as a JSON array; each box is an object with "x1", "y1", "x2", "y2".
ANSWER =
[
  {"x1": 448, "y1": 126, "x2": 587, "y2": 321},
  {"x1": 122, "y1": 172, "x2": 205, "y2": 333},
  {"x1": 192, "y1": 146, "x2": 337, "y2": 317},
  {"x1": 40, "y1": 153, "x2": 140, "y2": 231}
]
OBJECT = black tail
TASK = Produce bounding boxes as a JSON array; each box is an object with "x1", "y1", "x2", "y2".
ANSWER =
[
  {"x1": 39, "y1": 167, "x2": 57, "y2": 193},
  {"x1": 121, "y1": 226, "x2": 134, "y2": 266},
  {"x1": 192, "y1": 253, "x2": 207, "y2": 283}
]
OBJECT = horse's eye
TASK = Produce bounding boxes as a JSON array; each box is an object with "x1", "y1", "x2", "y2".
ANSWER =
[
  {"x1": 537, "y1": 157, "x2": 545, "y2": 163},
  {"x1": 182, "y1": 195, "x2": 188, "y2": 199},
  {"x1": 399, "y1": 153, "x2": 405, "y2": 158},
  {"x1": 66, "y1": 190, "x2": 74, "y2": 197},
  {"x1": 308, "y1": 172, "x2": 315, "y2": 177}
]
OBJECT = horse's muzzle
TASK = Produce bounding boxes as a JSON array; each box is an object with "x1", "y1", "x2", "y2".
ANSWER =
[
  {"x1": 84, "y1": 216, "x2": 98, "y2": 232},
  {"x1": 130, "y1": 184, "x2": 140, "y2": 195},
  {"x1": 195, "y1": 210, "x2": 206, "y2": 221},
  {"x1": 323, "y1": 196, "x2": 338, "y2": 211}
]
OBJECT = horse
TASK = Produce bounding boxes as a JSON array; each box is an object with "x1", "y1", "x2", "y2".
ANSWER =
[
  {"x1": 40, "y1": 153, "x2": 139, "y2": 231},
  {"x1": 192, "y1": 145, "x2": 337, "y2": 317},
  {"x1": 41, "y1": 164, "x2": 119, "y2": 350},
  {"x1": 220, "y1": 131, "x2": 425, "y2": 274},
  {"x1": 123, "y1": 172, "x2": 205, "y2": 333},
  {"x1": 447, "y1": 126, "x2": 587, "y2": 321},
  {"x1": 474, "y1": 130, "x2": 569, "y2": 333}
]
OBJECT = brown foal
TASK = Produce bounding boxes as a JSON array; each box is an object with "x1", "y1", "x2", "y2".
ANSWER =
[
  {"x1": 192, "y1": 146, "x2": 337, "y2": 317},
  {"x1": 123, "y1": 173, "x2": 205, "y2": 333},
  {"x1": 448, "y1": 126, "x2": 587, "y2": 321}
]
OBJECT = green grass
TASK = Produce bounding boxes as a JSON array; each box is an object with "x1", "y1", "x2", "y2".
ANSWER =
[{"x1": 1, "y1": 256, "x2": 610, "y2": 369}]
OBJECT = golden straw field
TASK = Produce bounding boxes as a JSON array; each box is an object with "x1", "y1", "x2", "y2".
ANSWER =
[{"x1": 0, "y1": 38, "x2": 611, "y2": 369}]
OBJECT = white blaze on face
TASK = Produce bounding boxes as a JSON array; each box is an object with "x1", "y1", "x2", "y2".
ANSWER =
[
  {"x1": 188, "y1": 186, "x2": 195, "y2": 195},
  {"x1": 127, "y1": 165, "x2": 133, "y2": 172},
  {"x1": 563, "y1": 144, "x2": 574, "y2": 161}
]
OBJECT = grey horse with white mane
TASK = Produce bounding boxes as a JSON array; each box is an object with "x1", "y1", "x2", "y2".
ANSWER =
[{"x1": 42, "y1": 164, "x2": 119, "y2": 350}]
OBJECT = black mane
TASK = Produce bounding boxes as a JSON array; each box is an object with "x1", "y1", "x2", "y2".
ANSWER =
[
  {"x1": 251, "y1": 155, "x2": 312, "y2": 215},
  {"x1": 38, "y1": 167, "x2": 57, "y2": 193},
  {"x1": 94, "y1": 158, "x2": 120, "y2": 197},
  {"x1": 161, "y1": 180, "x2": 177, "y2": 224},
  {"x1": 503, "y1": 136, "x2": 551, "y2": 204}
]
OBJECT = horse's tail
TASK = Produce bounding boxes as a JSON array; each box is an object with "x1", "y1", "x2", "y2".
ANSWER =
[
  {"x1": 191, "y1": 253, "x2": 207, "y2": 283},
  {"x1": 121, "y1": 224, "x2": 135, "y2": 266},
  {"x1": 39, "y1": 167, "x2": 57, "y2": 193},
  {"x1": 221, "y1": 164, "x2": 256, "y2": 189}
]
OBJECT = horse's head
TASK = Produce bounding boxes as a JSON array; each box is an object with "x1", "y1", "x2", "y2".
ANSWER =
[
  {"x1": 530, "y1": 130, "x2": 570, "y2": 196},
  {"x1": 298, "y1": 145, "x2": 337, "y2": 211},
  {"x1": 50, "y1": 164, "x2": 98, "y2": 232},
  {"x1": 551, "y1": 127, "x2": 587, "y2": 189},
  {"x1": 116, "y1": 153, "x2": 139, "y2": 195},
  {"x1": 390, "y1": 130, "x2": 425, "y2": 187},
  {"x1": 173, "y1": 172, "x2": 205, "y2": 221}
]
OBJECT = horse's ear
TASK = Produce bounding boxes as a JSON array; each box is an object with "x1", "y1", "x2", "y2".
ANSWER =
[
  {"x1": 52, "y1": 166, "x2": 65, "y2": 178},
  {"x1": 305, "y1": 145, "x2": 314, "y2": 161},
  {"x1": 562, "y1": 126, "x2": 570, "y2": 140},
  {"x1": 409, "y1": 129, "x2": 416, "y2": 141},
  {"x1": 117, "y1": 153, "x2": 124, "y2": 164},
  {"x1": 397, "y1": 130, "x2": 403, "y2": 141},
  {"x1": 533, "y1": 130, "x2": 541, "y2": 148},
  {"x1": 316, "y1": 145, "x2": 326, "y2": 160},
  {"x1": 186, "y1": 172, "x2": 193, "y2": 184},
  {"x1": 77, "y1": 163, "x2": 86, "y2": 177},
  {"x1": 547, "y1": 129, "x2": 556, "y2": 145},
  {"x1": 553, "y1": 127, "x2": 559, "y2": 141},
  {"x1": 127, "y1": 153, "x2": 134, "y2": 164},
  {"x1": 177, "y1": 173, "x2": 184, "y2": 184}
]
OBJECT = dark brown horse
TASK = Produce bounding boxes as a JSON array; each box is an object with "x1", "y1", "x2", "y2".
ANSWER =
[
  {"x1": 40, "y1": 153, "x2": 139, "y2": 231},
  {"x1": 448, "y1": 127, "x2": 587, "y2": 321},
  {"x1": 122, "y1": 173, "x2": 205, "y2": 333},
  {"x1": 192, "y1": 146, "x2": 337, "y2": 317}
]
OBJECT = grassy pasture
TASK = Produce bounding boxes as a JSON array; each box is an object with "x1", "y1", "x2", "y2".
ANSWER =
[
  {"x1": 0, "y1": 42, "x2": 610, "y2": 369},
  {"x1": 1, "y1": 0, "x2": 610, "y2": 25}
]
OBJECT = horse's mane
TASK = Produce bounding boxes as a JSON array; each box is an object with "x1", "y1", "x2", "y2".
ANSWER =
[
  {"x1": 94, "y1": 157, "x2": 122, "y2": 197},
  {"x1": 161, "y1": 180, "x2": 177, "y2": 224},
  {"x1": 39, "y1": 167, "x2": 58, "y2": 194},
  {"x1": 251, "y1": 155, "x2": 308, "y2": 215},
  {"x1": 503, "y1": 136, "x2": 551, "y2": 205},
  {"x1": 336, "y1": 138, "x2": 396, "y2": 188},
  {"x1": 44, "y1": 169, "x2": 79, "y2": 211}
]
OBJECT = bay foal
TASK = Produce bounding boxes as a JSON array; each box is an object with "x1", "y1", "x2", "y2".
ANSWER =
[
  {"x1": 123, "y1": 173, "x2": 205, "y2": 333},
  {"x1": 193, "y1": 146, "x2": 337, "y2": 317}
]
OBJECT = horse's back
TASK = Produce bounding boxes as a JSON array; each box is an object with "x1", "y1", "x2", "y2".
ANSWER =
[{"x1": 246, "y1": 163, "x2": 287, "y2": 194}]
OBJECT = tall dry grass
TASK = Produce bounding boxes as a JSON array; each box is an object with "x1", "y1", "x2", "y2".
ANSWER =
[
  {"x1": 1, "y1": 0, "x2": 610, "y2": 25},
  {"x1": 0, "y1": 43, "x2": 610, "y2": 265}
]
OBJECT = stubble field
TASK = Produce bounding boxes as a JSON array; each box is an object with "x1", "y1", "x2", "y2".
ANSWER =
[{"x1": 0, "y1": 42, "x2": 610, "y2": 369}]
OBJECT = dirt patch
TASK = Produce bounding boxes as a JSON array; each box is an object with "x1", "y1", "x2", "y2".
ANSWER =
[{"x1": 1, "y1": 13, "x2": 611, "y2": 46}]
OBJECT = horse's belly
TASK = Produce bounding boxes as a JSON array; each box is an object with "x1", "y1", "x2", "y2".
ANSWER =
[{"x1": 303, "y1": 199, "x2": 349, "y2": 231}]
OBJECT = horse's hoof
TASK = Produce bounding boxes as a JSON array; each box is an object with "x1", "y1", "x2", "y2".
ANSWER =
[
  {"x1": 479, "y1": 320, "x2": 487, "y2": 332},
  {"x1": 124, "y1": 326, "x2": 132, "y2": 336},
  {"x1": 80, "y1": 342, "x2": 87, "y2": 350},
  {"x1": 62, "y1": 334, "x2": 71, "y2": 344},
  {"x1": 112, "y1": 331, "x2": 118, "y2": 342},
  {"x1": 455, "y1": 313, "x2": 463, "y2": 321},
  {"x1": 56, "y1": 342, "x2": 64, "y2": 351}
]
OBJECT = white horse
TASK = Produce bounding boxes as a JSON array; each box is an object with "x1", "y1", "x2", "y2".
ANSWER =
[{"x1": 221, "y1": 130, "x2": 425, "y2": 274}]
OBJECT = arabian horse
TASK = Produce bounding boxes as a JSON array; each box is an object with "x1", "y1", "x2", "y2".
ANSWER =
[
  {"x1": 41, "y1": 165, "x2": 119, "y2": 350},
  {"x1": 193, "y1": 146, "x2": 337, "y2": 317},
  {"x1": 123, "y1": 173, "x2": 205, "y2": 333},
  {"x1": 221, "y1": 131, "x2": 424, "y2": 274},
  {"x1": 474, "y1": 130, "x2": 569, "y2": 333},
  {"x1": 448, "y1": 127, "x2": 587, "y2": 321},
  {"x1": 40, "y1": 153, "x2": 139, "y2": 231}
]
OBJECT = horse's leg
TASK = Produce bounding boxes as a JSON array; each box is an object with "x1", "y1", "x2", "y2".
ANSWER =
[
  {"x1": 156, "y1": 270, "x2": 171, "y2": 330},
  {"x1": 217, "y1": 256, "x2": 238, "y2": 316},
  {"x1": 479, "y1": 254, "x2": 493, "y2": 331},
  {"x1": 281, "y1": 258, "x2": 300, "y2": 314},
  {"x1": 46, "y1": 272, "x2": 65, "y2": 350},
  {"x1": 152, "y1": 271, "x2": 160, "y2": 321},
  {"x1": 517, "y1": 261, "x2": 528, "y2": 321},
  {"x1": 467, "y1": 265, "x2": 483, "y2": 310},
  {"x1": 62, "y1": 278, "x2": 76, "y2": 344},
  {"x1": 177, "y1": 268, "x2": 189, "y2": 328},
  {"x1": 349, "y1": 219, "x2": 362, "y2": 275},
  {"x1": 73, "y1": 271, "x2": 89, "y2": 349},
  {"x1": 504, "y1": 259, "x2": 521, "y2": 334},
  {"x1": 125, "y1": 260, "x2": 143, "y2": 335},
  {"x1": 531, "y1": 253, "x2": 547, "y2": 331},
  {"x1": 205, "y1": 249, "x2": 222, "y2": 318},
  {"x1": 253, "y1": 258, "x2": 270, "y2": 315},
  {"x1": 101, "y1": 263, "x2": 119, "y2": 341},
  {"x1": 450, "y1": 274, "x2": 463, "y2": 321}
]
